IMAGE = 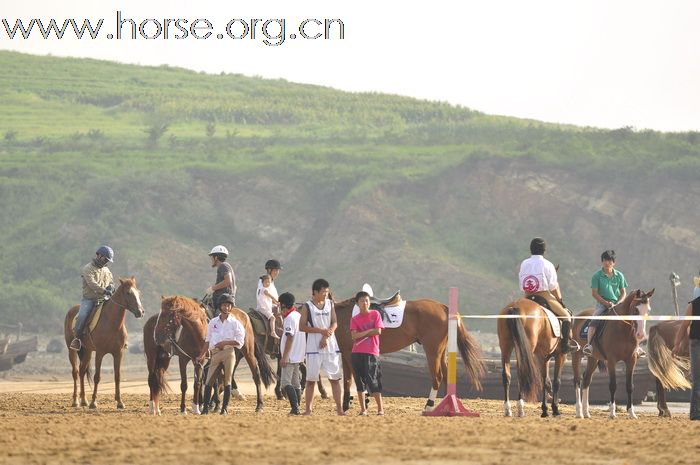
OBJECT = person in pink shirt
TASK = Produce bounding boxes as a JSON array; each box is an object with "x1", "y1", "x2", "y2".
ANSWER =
[{"x1": 350, "y1": 290, "x2": 385, "y2": 416}]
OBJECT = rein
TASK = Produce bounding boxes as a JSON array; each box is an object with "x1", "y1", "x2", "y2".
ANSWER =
[{"x1": 154, "y1": 308, "x2": 206, "y2": 367}]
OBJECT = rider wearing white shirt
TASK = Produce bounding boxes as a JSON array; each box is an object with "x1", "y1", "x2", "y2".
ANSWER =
[{"x1": 519, "y1": 237, "x2": 574, "y2": 353}]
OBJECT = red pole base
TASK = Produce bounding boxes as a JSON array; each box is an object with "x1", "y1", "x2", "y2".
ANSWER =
[{"x1": 422, "y1": 394, "x2": 480, "y2": 417}]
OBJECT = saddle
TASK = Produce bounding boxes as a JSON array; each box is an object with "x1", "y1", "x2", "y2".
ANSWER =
[
  {"x1": 369, "y1": 290, "x2": 401, "y2": 324},
  {"x1": 71, "y1": 301, "x2": 105, "y2": 335},
  {"x1": 245, "y1": 308, "x2": 279, "y2": 356}
]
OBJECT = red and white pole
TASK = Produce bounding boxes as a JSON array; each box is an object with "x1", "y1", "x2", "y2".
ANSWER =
[{"x1": 423, "y1": 287, "x2": 480, "y2": 417}]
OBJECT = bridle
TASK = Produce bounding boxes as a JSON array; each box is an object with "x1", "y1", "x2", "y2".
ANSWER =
[{"x1": 153, "y1": 306, "x2": 206, "y2": 368}]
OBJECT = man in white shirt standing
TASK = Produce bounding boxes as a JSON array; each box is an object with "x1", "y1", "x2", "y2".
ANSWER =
[
  {"x1": 519, "y1": 237, "x2": 574, "y2": 353},
  {"x1": 202, "y1": 293, "x2": 245, "y2": 415}
]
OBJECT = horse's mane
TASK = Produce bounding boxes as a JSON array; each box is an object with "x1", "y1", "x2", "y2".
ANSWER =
[{"x1": 161, "y1": 295, "x2": 207, "y2": 325}]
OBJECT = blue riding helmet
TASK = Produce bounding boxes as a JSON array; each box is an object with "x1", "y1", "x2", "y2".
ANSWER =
[{"x1": 96, "y1": 245, "x2": 114, "y2": 262}]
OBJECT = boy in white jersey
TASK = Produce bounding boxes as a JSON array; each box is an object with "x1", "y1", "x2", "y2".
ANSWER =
[
  {"x1": 299, "y1": 278, "x2": 344, "y2": 416},
  {"x1": 279, "y1": 292, "x2": 304, "y2": 415}
]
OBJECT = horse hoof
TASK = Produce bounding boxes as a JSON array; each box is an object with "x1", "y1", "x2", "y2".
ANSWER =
[
  {"x1": 89, "y1": 403, "x2": 97, "y2": 410},
  {"x1": 116, "y1": 402, "x2": 125, "y2": 410},
  {"x1": 255, "y1": 406, "x2": 264, "y2": 413},
  {"x1": 541, "y1": 412, "x2": 548, "y2": 418},
  {"x1": 180, "y1": 410, "x2": 187, "y2": 416}
]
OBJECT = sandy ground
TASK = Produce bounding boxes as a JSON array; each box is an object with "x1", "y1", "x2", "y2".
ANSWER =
[{"x1": 2, "y1": 343, "x2": 699, "y2": 465}]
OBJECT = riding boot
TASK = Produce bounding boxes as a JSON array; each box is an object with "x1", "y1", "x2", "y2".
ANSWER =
[
  {"x1": 560, "y1": 320, "x2": 572, "y2": 353},
  {"x1": 220, "y1": 385, "x2": 231, "y2": 415},
  {"x1": 284, "y1": 385, "x2": 299, "y2": 415},
  {"x1": 202, "y1": 385, "x2": 213, "y2": 415},
  {"x1": 294, "y1": 388, "x2": 302, "y2": 407}
]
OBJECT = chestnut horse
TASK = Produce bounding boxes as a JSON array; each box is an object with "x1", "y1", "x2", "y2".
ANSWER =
[
  {"x1": 647, "y1": 320, "x2": 690, "y2": 417},
  {"x1": 497, "y1": 297, "x2": 569, "y2": 417},
  {"x1": 144, "y1": 296, "x2": 209, "y2": 415},
  {"x1": 63, "y1": 277, "x2": 144, "y2": 409},
  {"x1": 571, "y1": 289, "x2": 655, "y2": 419},
  {"x1": 334, "y1": 298, "x2": 485, "y2": 411}
]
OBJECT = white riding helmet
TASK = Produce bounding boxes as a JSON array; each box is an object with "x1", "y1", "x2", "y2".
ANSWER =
[{"x1": 209, "y1": 245, "x2": 229, "y2": 256}]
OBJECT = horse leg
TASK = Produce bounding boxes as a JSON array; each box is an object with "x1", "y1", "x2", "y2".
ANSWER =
[
  {"x1": 244, "y1": 350, "x2": 264, "y2": 412},
  {"x1": 113, "y1": 349, "x2": 125, "y2": 409},
  {"x1": 340, "y1": 355, "x2": 352, "y2": 411},
  {"x1": 70, "y1": 349, "x2": 79, "y2": 408},
  {"x1": 656, "y1": 378, "x2": 671, "y2": 417},
  {"x1": 501, "y1": 339, "x2": 513, "y2": 417},
  {"x1": 607, "y1": 359, "x2": 617, "y2": 419},
  {"x1": 230, "y1": 355, "x2": 245, "y2": 401},
  {"x1": 318, "y1": 375, "x2": 329, "y2": 399},
  {"x1": 581, "y1": 358, "x2": 596, "y2": 418},
  {"x1": 179, "y1": 357, "x2": 188, "y2": 415},
  {"x1": 626, "y1": 358, "x2": 637, "y2": 419},
  {"x1": 551, "y1": 354, "x2": 564, "y2": 417},
  {"x1": 572, "y1": 351, "x2": 582, "y2": 418},
  {"x1": 192, "y1": 363, "x2": 202, "y2": 415},
  {"x1": 540, "y1": 358, "x2": 549, "y2": 418},
  {"x1": 79, "y1": 350, "x2": 92, "y2": 407},
  {"x1": 275, "y1": 356, "x2": 284, "y2": 400},
  {"x1": 423, "y1": 346, "x2": 442, "y2": 411},
  {"x1": 89, "y1": 351, "x2": 105, "y2": 409}
]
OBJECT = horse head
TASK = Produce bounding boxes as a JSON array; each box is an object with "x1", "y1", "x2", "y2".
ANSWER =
[
  {"x1": 113, "y1": 277, "x2": 145, "y2": 319},
  {"x1": 155, "y1": 295, "x2": 183, "y2": 345},
  {"x1": 628, "y1": 288, "x2": 655, "y2": 316}
]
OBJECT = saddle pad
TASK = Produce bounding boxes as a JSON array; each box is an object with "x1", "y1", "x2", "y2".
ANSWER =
[
  {"x1": 352, "y1": 300, "x2": 406, "y2": 329},
  {"x1": 246, "y1": 308, "x2": 268, "y2": 336},
  {"x1": 541, "y1": 307, "x2": 561, "y2": 338},
  {"x1": 71, "y1": 302, "x2": 104, "y2": 334},
  {"x1": 580, "y1": 320, "x2": 591, "y2": 339}
]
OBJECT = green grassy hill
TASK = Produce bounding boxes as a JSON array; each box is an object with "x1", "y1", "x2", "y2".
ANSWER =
[{"x1": 1, "y1": 50, "x2": 699, "y2": 333}]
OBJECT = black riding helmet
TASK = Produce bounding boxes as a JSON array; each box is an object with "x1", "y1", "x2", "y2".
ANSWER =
[
  {"x1": 219, "y1": 293, "x2": 235, "y2": 306},
  {"x1": 265, "y1": 259, "x2": 282, "y2": 270}
]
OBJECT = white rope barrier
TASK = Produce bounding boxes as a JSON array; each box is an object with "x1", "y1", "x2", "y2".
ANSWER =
[{"x1": 460, "y1": 314, "x2": 700, "y2": 321}]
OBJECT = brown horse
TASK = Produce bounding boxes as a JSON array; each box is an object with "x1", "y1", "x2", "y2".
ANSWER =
[
  {"x1": 647, "y1": 320, "x2": 690, "y2": 417},
  {"x1": 497, "y1": 297, "x2": 569, "y2": 417},
  {"x1": 334, "y1": 298, "x2": 485, "y2": 411},
  {"x1": 63, "y1": 277, "x2": 144, "y2": 409},
  {"x1": 144, "y1": 295, "x2": 209, "y2": 415},
  {"x1": 572, "y1": 289, "x2": 655, "y2": 419}
]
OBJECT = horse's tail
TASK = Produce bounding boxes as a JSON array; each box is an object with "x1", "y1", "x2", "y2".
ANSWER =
[
  {"x1": 507, "y1": 307, "x2": 542, "y2": 402},
  {"x1": 648, "y1": 326, "x2": 691, "y2": 390},
  {"x1": 148, "y1": 346, "x2": 171, "y2": 398},
  {"x1": 457, "y1": 319, "x2": 485, "y2": 391},
  {"x1": 253, "y1": 339, "x2": 275, "y2": 389}
]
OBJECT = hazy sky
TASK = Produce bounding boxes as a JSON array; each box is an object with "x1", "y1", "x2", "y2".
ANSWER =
[{"x1": 2, "y1": 0, "x2": 698, "y2": 131}]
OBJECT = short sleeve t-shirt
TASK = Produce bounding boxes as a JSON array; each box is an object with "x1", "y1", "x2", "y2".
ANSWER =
[
  {"x1": 519, "y1": 255, "x2": 558, "y2": 293},
  {"x1": 214, "y1": 262, "x2": 236, "y2": 301},
  {"x1": 591, "y1": 268, "x2": 628, "y2": 303},
  {"x1": 281, "y1": 311, "x2": 306, "y2": 364},
  {"x1": 350, "y1": 310, "x2": 384, "y2": 355}
]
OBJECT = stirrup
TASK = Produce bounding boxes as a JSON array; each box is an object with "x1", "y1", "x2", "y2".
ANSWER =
[
  {"x1": 69, "y1": 338, "x2": 82, "y2": 351},
  {"x1": 582, "y1": 344, "x2": 593, "y2": 356},
  {"x1": 635, "y1": 346, "x2": 647, "y2": 358},
  {"x1": 568, "y1": 339, "x2": 581, "y2": 352}
]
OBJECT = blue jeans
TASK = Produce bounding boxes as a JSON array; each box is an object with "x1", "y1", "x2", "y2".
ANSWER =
[
  {"x1": 690, "y1": 339, "x2": 700, "y2": 420},
  {"x1": 75, "y1": 298, "x2": 96, "y2": 336}
]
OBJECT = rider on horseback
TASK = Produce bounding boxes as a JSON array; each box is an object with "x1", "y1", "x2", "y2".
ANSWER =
[
  {"x1": 206, "y1": 245, "x2": 236, "y2": 314},
  {"x1": 70, "y1": 245, "x2": 115, "y2": 351},
  {"x1": 519, "y1": 237, "x2": 575, "y2": 353},
  {"x1": 583, "y1": 250, "x2": 630, "y2": 356}
]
